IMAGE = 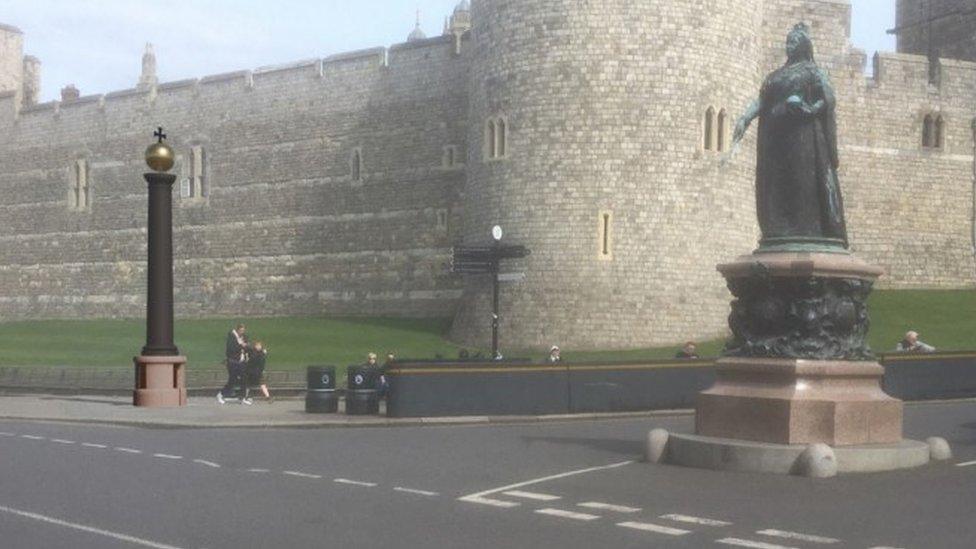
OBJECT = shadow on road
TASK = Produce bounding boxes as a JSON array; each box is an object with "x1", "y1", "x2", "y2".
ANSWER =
[
  {"x1": 520, "y1": 435, "x2": 643, "y2": 457},
  {"x1": 39, "y1": 396, "x2": 130, "y2": 407}
]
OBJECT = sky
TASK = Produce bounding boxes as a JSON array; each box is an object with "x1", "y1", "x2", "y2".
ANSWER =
[{"x1": 0, "y1": 0, "x2": 897, "y2": 103}]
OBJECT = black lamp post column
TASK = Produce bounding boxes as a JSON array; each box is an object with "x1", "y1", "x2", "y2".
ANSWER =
[{"x1": 133, "y1": 127, "x2": 187, "y2": 407}]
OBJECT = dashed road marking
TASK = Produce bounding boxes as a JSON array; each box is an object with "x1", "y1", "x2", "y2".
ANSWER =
[
  {"x1": 660, "y1": 513, "x2": 731, "y2": 527},
  {"x1": 461, "y1": 496, "x2": 520, "y2": 508},
  {"x1": 283, "y1": 471, "x2": 322, "y2": 479},
  {"x1": 718, "y1": 538, "x2": 799, "y2": 549},
  {"x1": 955, "y1": 459, "x2": 976, "y2": 467},
  {"x1": 757, "y1": 529, "x2": 840, "y2": 544},
  {"x1": 502, "y1": 490, "x2": 561, "y2": 501},
  {"x1": 246, "y1": 468, "x2": 270, "y2": 473},
  {"x1": 153, "y1": 453, "x2": 183, "y2": 460},
  {"x1": 535, "y1": 508, "x2": 601, "y2": 521},
  {"x1": 334, "y1": 478, "x2": 377, "y2": 487},
  {"x1": 81, "y1": 443, "x2": 107, "y2": 449},
  {"x1": 51, "y1": 439, "x2": 75, "y2": 445},
  {"x1": 617, "y1": 521, "x2": 691, "y2": 536},
  {"x1": 578, "y1": 502, "x2": 641, "y2": 513},
  {"x1": 193, "y1": 459, "x2": 221, "y2": 468},
  {"x1": 393, "y1": 487, "x2": 439, "y2": 497},
  {"x1": 0, "y1": 432, "x2": 15, "y2": 436},
  {"x1": 21, "y1": 435, "x2": 44, "y2": 440},
  {"x1": 0, "y1": 503, "x2": 187, "y2": 549},
  {"x1": 115, "y1": 447, "x2": 142, "y2": 454}
]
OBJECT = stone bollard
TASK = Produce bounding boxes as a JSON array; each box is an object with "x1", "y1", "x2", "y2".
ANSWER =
[
  {"x1": 793, "y1": 443, "x2": 838, "y2": 478},
  {"x1": 645, "y1": 429, "x2": 670, "y2": 463}
]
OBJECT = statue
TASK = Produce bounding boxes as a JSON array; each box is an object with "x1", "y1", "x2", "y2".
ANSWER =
[{"x1": 731, "y1": 23, "x2": 848, "y2": 252}]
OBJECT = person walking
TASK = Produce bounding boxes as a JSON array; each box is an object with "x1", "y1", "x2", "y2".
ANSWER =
[
  {"x1": 218, "y1": 323, "x2": 252, "y2": 405},
  {"x1": 246, "y1": 340, "x2": 272, "y2": 402}
]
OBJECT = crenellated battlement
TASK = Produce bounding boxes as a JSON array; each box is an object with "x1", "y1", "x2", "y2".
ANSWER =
[{"x1": 0, "y1": 35, "x2": 466, "y2": 130}]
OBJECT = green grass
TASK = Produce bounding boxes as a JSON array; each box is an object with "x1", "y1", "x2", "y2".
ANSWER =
[{"x1": 0, "y1": 289, "x2": 971, "y2": 369}]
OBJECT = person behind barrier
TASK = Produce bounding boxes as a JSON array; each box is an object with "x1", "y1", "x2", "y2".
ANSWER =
[
  {"x1": 675, "y1": 341, "x2": 700, "y2": 359},
  {"x1": 218, "y1": 323, "x2": 251, "y2": 405},
  {"x1": 377, "y1": 352, "x2": 396, "y2": 398},
  {"x1": 546, "y1": 345, "x2": 561, "y2": 363},
  {"x1": 246, "y1": 340, "x2": 272, "y2": 402},
  {"x1": 896, "y1": 331, "x2": 936, "y2": 353}
]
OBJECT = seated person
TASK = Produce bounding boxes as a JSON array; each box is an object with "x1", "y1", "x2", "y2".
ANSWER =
[
  {"x1": 675, "y1": 341, "x2": 699, "y2": 359},
  {"x1": 896, "y1": 331, "x2": 935, "y2": 353}
]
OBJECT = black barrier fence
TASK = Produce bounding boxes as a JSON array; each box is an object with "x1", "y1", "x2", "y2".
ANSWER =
[{"x1": 385, "y1": 352, "x2": 976, "y2": 418}]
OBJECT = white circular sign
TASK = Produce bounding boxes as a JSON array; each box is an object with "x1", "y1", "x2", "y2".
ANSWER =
[
  {"x1": 354, "y1": 374, "x2": 364, "y2": 386},
  {"x1": 321, "y1": 374, "x2": 330, "y2": 386},
  {"x1": 492, "y1": 225, "x2": 503, "y2": 241}
]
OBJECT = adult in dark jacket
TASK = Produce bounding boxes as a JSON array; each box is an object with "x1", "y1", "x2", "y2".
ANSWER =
[
  {"x1": 218, "y1": 323, "x2": 251, "y2": 404},
  {"x1": 246, "y1": 341, "x2": 271, "y2": 401}
]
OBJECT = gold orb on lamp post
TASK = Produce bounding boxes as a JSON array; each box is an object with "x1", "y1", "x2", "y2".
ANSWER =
[{"x1": 144, "y1": 126, "x2": 175, "y2": 172}]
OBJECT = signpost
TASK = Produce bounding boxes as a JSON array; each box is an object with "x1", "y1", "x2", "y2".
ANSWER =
[{"x1": 451, "y1": 226, "x2": 530, "y2": 360}]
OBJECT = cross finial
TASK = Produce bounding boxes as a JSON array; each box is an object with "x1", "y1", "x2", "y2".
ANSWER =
[
  {"x1": 416, "y1": 8, "x2": 421, "y2": 28},
  {"x1": 154, "y1": 126, "x2": 166, "y2": 143}
]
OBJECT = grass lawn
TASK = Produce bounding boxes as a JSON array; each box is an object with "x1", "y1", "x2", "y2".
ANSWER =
[{"x1": 0, "y1": 289, "x2": 970, "y2": 370}]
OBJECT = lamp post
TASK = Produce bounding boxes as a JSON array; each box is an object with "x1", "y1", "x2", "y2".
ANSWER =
[
  {"x1": 133, "y1": 127, "x2": 187, "y2": 407},
  {"x1": 490, "y1": 225, "x2": 503, "y2": 360}
]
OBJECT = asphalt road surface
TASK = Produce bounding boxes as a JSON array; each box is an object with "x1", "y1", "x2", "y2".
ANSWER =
[{"x1": 1, "y1": 400, "x2": 974, "y2": 549}]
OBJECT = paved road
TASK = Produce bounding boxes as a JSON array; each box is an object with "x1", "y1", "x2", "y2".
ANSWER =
[{"x1": 0, "y1": 400, "x2": 974, "y2": 549}]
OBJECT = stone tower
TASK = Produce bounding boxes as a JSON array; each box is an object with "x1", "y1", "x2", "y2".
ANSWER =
[
  {"x1": 0, "y1": 23, "x2": 24, "y2": 99},
  {"x1": 895, "y1": 0, "x2": 976, "y2": 61},
  {"x1": 138, "y1": 43, "x2": 158, "y2": 90},
  {"x1": 451, "y1": 0, "x2": 765, "y2": 350},
  {"x1": 22, "y1": 55, "x2": 40, "y2": 107}
]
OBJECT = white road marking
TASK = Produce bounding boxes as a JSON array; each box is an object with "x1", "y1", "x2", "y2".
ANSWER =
[
  {"x1": 81, "y1": 443, "x2": 107, "y2": 449},
  {"x1": 717, "y1": 538, "x2": 799, "y2": 549},
  {"x1": 115, "y1": 447, "x2": 142, "y2": 454},
  {"x1": 578, "y1": 502, "x2": 641, "y2": 513},
  {"x1": 283, "y1": 471, "x2": 322, "y2": 479},
  {"x1": 535, "y1": 508, "x2": 601, "y2": 521},
  {"x1": 153, "y1": 453, "x2": 183, "y2": 460},
  {"x1": 193, "y1": 459, "x2": 221, "y2": 468},
  {"x1": 458, "y1": 460, "x2": 634, "y2": 506},
  {"x1": 393, "y1": 487, "x2": 439, "y2": 497},
  {"x1": 502, "y1": 490, "x2": 561, "y2": 501},
  {"x1": 246, "y1": 468, "x2": 270, "y2": 473},
  {"x1": 757, "y1": 529, "x2": 840, "y2": 544},
  {"x1": 51, "y1": 439, "x2": 76, "y2": 444},
  {"x1": 21, "y1": 435, "x2": 44, "y2": 440},
  {"x1": 461, "y1": 497, "x2": 520, "y2": 508},
  {"x1": 660, "y1": 513, "x2": 731, "y2": 526},
  {"x1": 334, "y1": 478, "x2": 377, "y2": 487},
  {"x1": 0, "y1": 503, "x2": 187, "y2": 549},
  {"x1": 955, "y1": 459, "x2": 976, "y2": 467},
  {"x1": 0, "y1": 431, "x2": 15, "y2": 436},
  {"x1": 617, "y1": 521, "x2": 691, "y2": 536}
]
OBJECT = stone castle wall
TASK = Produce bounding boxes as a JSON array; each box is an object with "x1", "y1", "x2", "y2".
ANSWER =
[
  {"x1": 0, "y1": 0, "x2": 973, "y2": 351},
  {"x1": 0, "y1": 36, "x2": 469, "y2": 319},
  {"x1": 897, "y1": 0, "x2": 976, "y2": 62},
  {"x1": 0, "y1": 24, "x2": 23, "y2": 96}
]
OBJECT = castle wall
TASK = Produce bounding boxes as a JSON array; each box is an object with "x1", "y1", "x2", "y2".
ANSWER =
[
  {"x1": 897, "y1": 0, "x2": 976, "y2": 62},
  {"x1": 0, "y1": 24, "x2": 23, "y2": 97},
  {"x1": 452, "y1": 0, "x2": 764, "y2": 350},
  {"x1": 0, "y1": 36, "x2": 469, "y2": 319}
]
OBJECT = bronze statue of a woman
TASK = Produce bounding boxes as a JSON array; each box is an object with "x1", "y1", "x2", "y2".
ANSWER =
[{"x1": 732, "y1": 23, "x2": 848, "y2": 252}]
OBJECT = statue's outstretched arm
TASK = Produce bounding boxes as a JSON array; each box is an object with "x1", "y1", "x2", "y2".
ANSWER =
[{"x1": 732, "y1": 99, "x2": 761, "y2": 146}]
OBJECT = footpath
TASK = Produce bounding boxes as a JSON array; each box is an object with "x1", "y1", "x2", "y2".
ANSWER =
[{"x1": 0, "y1": 394, "x2": 683, "y2": 429}]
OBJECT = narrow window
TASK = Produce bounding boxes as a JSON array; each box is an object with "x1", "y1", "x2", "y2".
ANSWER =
[
  {"x1": 72, "y1": 159, "x2": 89, "y2": 209},
  {"x1": 436, "y1": 208, "x2": 448, "y2": 229},
  {"x1": 923, "y1": 114, "x2": 934, "y2": 148},
  {"x1": 487, "y1": 120, "x2": 497, "y2": 159},
  {"x1": 598, "y1": 210, "x2": 613, "y2": 260},
  {"x1": 351, "y1": 149, "x2": 362, "y2": 181},
  {"x1": 704, "y1": 107, "x2": 716, "y2": 151},
  {"x1": 935, "y1": 115, "x2": 945, "y2": 149},
  {"x1": 497, "y1": 118, "x2": 507, "y2": 157},
  {"x1": 190, "y1": 145, "x2": 205, "y2": 197},
  {"x1": 717, "y1": 109, "x2": 727, "y2": 152},
  {"x1": 443, "y1": 146, "x2": 457, "y2": 167}
]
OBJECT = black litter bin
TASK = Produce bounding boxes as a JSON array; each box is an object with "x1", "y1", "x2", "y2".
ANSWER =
[
  {"x1": 346, "y1": 365, "x2": 379, "y2": 415},
  {"x1": 305, "y1": 365, "x2": 338, "y2": 413}
]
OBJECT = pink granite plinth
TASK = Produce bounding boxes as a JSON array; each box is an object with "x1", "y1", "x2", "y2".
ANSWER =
[
  {"x1": 133, "y1": 355, "x2": 187, "y2": 408},
  {"x1": 696, "y1": 357, "x2": 902, "y2": 446}
]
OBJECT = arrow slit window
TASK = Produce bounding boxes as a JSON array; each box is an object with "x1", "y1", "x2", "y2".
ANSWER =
[
  {"x1": 598, "y1": 210, "x2": 613, "y2": 261},
  {"x1": 69, "y1": 158, "x2": 90, "y2": 210},
  {"x1": 351, "y1": 148, "x2": 363, "y2": 181}
]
